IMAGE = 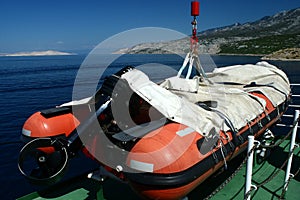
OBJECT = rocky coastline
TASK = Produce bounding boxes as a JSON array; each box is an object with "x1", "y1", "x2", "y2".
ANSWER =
[{"x1": 261, "y1": 48, "x2": 300, "y2": 61}]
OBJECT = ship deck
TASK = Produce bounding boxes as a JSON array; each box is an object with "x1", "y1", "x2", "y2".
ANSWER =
[{"x1": 17, "y1": 134, "x2": 300, "y2": 200}]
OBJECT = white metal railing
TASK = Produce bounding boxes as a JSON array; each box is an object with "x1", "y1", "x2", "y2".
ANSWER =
[
  {"x1": 282, "y1": 114, "x2": 294, "y2": 118},
  {"x1": 277, "y1": 83, "x2": 300, "y2": 128},
  {"x1": 289, "y1": 105, "x2": 300, "y2": 108},
  {"x1": 244, "y1": 110, "x2": 299, "y2": 200},
  {"x1": 244, "y1": 136, "x2": 259, "y2": 200},
  {"x1": 283, "y1": 110, "x2": 300, "y2": 193},
  {"x1": 291, "y1": 83, "x2": 300, "y2": 86},
  {"x1": 276, "y1": 124, "x2": 300, "y2": 128}
]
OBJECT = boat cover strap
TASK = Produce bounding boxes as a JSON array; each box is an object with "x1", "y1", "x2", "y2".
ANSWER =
[
  {"x1": 196, "y1": 102, "x2": 241, "y2": 147},
  {"x1": 244, "y1": 84, "x2": 287, "y2": 107},
  {"x1": 161, "y1": 84, "x2": 267, "y2": 132}
]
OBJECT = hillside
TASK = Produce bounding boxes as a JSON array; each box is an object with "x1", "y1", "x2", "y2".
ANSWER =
[
  {"x1": 216, "y1": 7, "x2": 300, "y2": 54},
  {"x1": 118, "y1": 7, "x2": 300, "y2": 56}
]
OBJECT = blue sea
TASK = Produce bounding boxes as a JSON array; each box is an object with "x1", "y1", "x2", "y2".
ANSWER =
[{"x1": 0, "y1": 54, "x2": 299, "y2": 199}]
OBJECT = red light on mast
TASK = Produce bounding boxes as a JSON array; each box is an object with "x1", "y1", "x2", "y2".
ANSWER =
[{"x1": 191, "y1": 1, "x2": 200, "y2": 16}]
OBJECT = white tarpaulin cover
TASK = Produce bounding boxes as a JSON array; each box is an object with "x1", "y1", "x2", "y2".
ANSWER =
[
  {"x1": 122, "y1": 70, "x2": 223, "y2": 136},
  {"x1": 121, "y1": 62, "x2": 290, "y2": 136}
]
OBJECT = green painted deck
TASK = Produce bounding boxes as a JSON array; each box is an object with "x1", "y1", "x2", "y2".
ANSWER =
[
  {"x1": 18, "y1": 137, "x2": 300, "y2": 200},
  {"x1": 18, "y1": 175, "x2": 105, "y2": 200},
  {"x1": 197, "y1": 139, "x2": 300, "y2": 200}
]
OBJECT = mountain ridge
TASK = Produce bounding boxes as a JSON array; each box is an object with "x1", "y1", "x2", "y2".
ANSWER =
[{"x1": 116, "y1": 7, "x2": 300, "y2": 56}]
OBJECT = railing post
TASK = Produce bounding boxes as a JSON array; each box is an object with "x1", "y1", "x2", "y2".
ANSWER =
[
  {"x1": 245, "y1": 135, "x2": 257, "y2": 200},
  {"x1": 283, "y1": 110, "x2": 299, "y2": 193}
]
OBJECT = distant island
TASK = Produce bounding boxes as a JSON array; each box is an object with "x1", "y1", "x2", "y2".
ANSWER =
[
  {"x1": 0, "y1": 50, "x2": 76, "y2": 57},
  {"x1": 114, "y1": 7, "x2": 300, "y2": 60}
]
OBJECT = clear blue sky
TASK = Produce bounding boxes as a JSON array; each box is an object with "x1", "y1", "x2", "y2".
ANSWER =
[{"x1": 0, "y1": 0, "x2": 299, "y2": 53}]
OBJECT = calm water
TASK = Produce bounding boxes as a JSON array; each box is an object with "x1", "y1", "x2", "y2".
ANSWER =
[{"x1": 0, "y1": 54, "x2": 299, "y2": 199}]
